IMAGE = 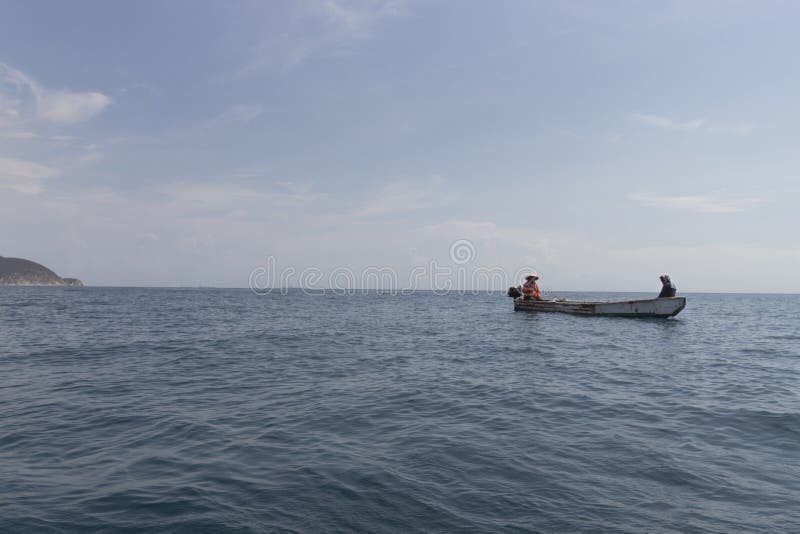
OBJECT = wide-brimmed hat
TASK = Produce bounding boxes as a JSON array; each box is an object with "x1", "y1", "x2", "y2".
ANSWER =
[{"x1": 525, "y1": 272, "x2": 539, "y2": 280}]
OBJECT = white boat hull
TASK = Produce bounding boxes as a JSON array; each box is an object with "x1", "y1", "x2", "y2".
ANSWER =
[{"x1": 514, "y1": 296, "x2": 686, "y2": 318}]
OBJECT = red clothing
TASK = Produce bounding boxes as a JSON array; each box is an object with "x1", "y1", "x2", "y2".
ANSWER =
[{"x1": 522, "y1": 279, "x2": 541, "y2": 300}]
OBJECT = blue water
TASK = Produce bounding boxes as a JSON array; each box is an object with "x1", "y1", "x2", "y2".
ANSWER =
[{"x1": 1, "y1": 288, "x2": 799, "y2": 533}]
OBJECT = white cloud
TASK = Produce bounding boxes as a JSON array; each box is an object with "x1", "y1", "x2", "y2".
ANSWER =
[
  {"x1": 419, "y1": 219, "x2": 556, "y2": 264},
  {"x1": 630, "y1": 112, "x2": 752, "y2": 134},
  {"x1": 0, "y1": 156, "x2": 59, "y2": 194},
  {"x1": 233, "y1": 0, "x2": 404, "y2": 76},
  {"x1": 0, "y1": 178, "x2": 796, "y2": 291},
  {"x1": 36, "y1": 90, "x2": 111, "y2": 123},
  {"x1": 0, "y1": 63, "x2": 111, "y2": 125},
  {"x1": 354, "y1": 177, "x2": 451, "y2": 216},
  {"x1": 0, "y1": 92, "x2": 23, "y2": 123},
  {"x1": 319, "y1": 0, "x2": 404, "y2": 32},
  {"x1": 628, "y1": 192, "x2": 766, "y2": 213},
  {"x1": 163, "y1": 181, "x2": 318, "y2": 220},
  {"x1": 1, "y1": 131, "x2": 39, "y2": 139},
  {"x1": 580, "y1": 243, "x2": 800, "y2": 293},
  {"x1": 706, "y1": 123, "x2": 754, "y2": 134},
  {"x1": 0, "y1": 180, "x2": 333, "y2": 285},
  {"x1": 205, "y1": 105, "x2": 264, "y2": 128},
  {"x1": 630, "y1": 112, "x2": 705, "y2": 131},
  {"x1": 105, "y1": 136, "x2": 162, "y2": 146}
]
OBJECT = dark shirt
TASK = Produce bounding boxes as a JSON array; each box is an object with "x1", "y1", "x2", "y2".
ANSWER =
[{"x1": 658, "y1": 282, "x2": 677, "y2": 298}]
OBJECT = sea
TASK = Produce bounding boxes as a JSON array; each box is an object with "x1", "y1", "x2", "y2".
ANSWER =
[{"x1": 1, "y1": 287, "x2": 798, "y2": 533}]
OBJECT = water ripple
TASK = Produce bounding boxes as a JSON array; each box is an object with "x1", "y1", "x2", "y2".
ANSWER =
[{"x1": 1, "y1": 288, "x2": 799, "y2": 532}]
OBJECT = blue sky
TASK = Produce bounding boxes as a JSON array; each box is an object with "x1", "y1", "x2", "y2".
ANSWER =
[{"x1": 1, "y1": 1, "x2": 798, "y2": 291}]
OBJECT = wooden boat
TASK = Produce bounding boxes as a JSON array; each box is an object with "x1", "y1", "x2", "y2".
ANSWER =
[{"x1": 513, "y1": 296, "x2": 686, "y2": 318}]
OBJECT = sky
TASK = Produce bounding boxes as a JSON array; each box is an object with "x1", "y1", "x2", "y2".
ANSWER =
[{"x1": 1, "y1": 0, "x2": 799, "y2": 292}]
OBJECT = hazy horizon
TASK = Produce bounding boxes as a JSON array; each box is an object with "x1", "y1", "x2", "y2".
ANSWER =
[{"x1": 2, "y1": 1, "x2": 799, "y2": 292}]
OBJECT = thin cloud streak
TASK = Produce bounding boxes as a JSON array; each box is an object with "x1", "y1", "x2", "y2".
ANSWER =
[
  {"x1": 319, "y1": 0, "x2": 404, "y2": 31},
  {"x1": 205, "y1": 105, "x2": 264, "y2": 128},
  {"x1": 630, "y1": 113, "x2": 705, "y2": 131},
  {"x1": 1, "y1": 131, "x2": 39, "y2": 139},
  {"x1": 232, "y1": 0, "x2": 405, "y2": 77},
  {"x1": 630, "y1": 112, "x2": 752, "y2": 134},
  {"x1": 628, "y1": 192, "x2": 767, "y2": 213},
  {"x1": 706, "y1": 123, "x2": 754, "y2": 134}
]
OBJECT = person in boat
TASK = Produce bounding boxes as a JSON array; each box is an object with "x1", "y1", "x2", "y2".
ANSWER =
[
  {"x1": 658, "y1": 274, "x2": 676, "y2": 298},
  {"x1": 522, "y1": 272, "x2": 542, "y2": 300}
]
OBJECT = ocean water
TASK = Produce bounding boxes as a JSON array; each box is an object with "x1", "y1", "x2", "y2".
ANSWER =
[{"x1": 1, "y1": 288, "x2": 799, "y2": 533}]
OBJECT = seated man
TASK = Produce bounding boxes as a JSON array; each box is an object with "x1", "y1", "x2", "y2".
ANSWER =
[
  {"x1": 522, "y1": 272, "x2": 542, "y2": 300},
  {"x1": 658, "y1": 274, "x2": 677, "y2": 298}
]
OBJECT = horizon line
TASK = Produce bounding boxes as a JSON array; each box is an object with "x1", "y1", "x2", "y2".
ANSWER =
[{"x1": 8, "y1": 286, "x2": 799, "y2": 295}]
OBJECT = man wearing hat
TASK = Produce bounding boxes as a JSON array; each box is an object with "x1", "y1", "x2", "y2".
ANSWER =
[{"x1": 522, "y1": 272, "x2": 542, "y2": 300}]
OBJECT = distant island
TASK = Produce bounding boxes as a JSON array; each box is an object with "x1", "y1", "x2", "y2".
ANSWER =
[{"x1": 0, "y1": 256, "x2": 84, "y2": 286}]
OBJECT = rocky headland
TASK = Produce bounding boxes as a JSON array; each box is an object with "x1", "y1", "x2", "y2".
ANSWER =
[{"x1": 0, "y1": 256, "x2": 84, "y2": 286}]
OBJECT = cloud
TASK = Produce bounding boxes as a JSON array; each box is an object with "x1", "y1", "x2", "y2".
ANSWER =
[
  {"x1": 234, "y1": 0, "x2": 404, "y2": 76},
  {"x1": 1, "y1": 131, "x2": 39, "y2": 139},
  {"x1": 205, "y1": 105, "x2": 264, "y2": 128},
  {"x1": 0, "y1": 92, "x2": 23, "y2": 123},
  {"x1": 105, "y1": 135, "x2": 162, "y2": 146},
  {"x1": 0, "y1": 156, "x2": 59, "y2": 194},
  {"x1": 706, "y1": 123, "x2": 754, "y2": 134},
  {"x1": 0, "y1": 179, "x2": 337, "y2": 285},
  {"x1": 630, "y1": 113, "x2": 705, "y2": 131},
  {"x1": 0, "y1": 63, "x2": 111, "y2": 125},
  {"x1": 420, "y1": 219, "x2": 556, "y2": 261},
  {"x1": 628, "y1": 192, "x2": 766, "y2": 213},
  {"x1": 0, "y1": 132, "x2": 88, "y2": 143},
  {"x1": 162, "y1": 181, "x2": 318, "y2": 220},
  {"x1": 354, "y1": 177, "x2": 451, "y2": 217},
  {"x1": 630, "y1": 112, "x2": 752, "y2": 134},
  {"x1": 318, "y1": 0, "x2": 404, "y2": 32},
  {"x1": 36, "y1": 90, "x2": 111, "y2": 123},
  {"x1": 0, "y1": 176, "x2": 795, "y2": 290}
]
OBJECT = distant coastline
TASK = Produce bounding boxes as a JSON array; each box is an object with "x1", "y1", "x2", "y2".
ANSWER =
[{"x1": 0, "y1": 256, "x2": 83, "y2": 286}]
